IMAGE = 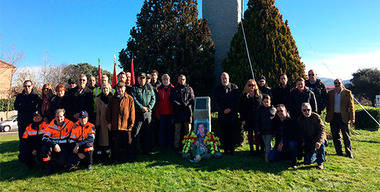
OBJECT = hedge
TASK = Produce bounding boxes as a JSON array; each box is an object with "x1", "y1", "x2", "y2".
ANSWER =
[
  {"x1": 0, "y1": 98, "x2": 15, "y2": 111},
  {"x1": 354, "y1": 104, "x2": 380, "y2": 131}
]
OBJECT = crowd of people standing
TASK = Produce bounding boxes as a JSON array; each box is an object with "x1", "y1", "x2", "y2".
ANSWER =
[{"x1": 14, "y1": 68, "x2": 355, "y2": 175}]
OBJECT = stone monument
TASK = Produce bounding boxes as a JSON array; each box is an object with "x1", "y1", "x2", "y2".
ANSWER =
[{"x1": 202, "y1": 0, "x2": 242, "y2": 81}]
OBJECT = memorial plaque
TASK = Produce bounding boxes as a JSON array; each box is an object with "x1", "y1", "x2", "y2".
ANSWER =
[{"x1": 194, "y1": 97, "x2": 211, "y2": 131}]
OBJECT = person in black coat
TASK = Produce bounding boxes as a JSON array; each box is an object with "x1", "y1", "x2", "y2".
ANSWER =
[
  {"x1": 305, "y1": 70, "x2": 328, "y2": 114},
  {"x1": 170, "y1": 74, "x2": 195, "y2": 150},
  {"x1": 213, "y1": 72, "x2": 241, "y2": 155},
  {"x1": 272, "y1": 74, "x2": 291, "y2": 108},
  {"x1": 67, "y1": 74, "x2": 94, "y2": 122},
  {"x1": 14, "y1": 80, "x2": 41, "y2": 140},
  {"x1": 269, "y1": 104, "x2": 302, "y2": 168},
  {"x1": 255, "y1": 94, "x2": 276, "y2": 162},
  {"x1": 289, "y1": 78, "x2": 317, "y2": 119},
  {"x1": 48, "y1": 84, "x2": 70, "y2": 121},
  {"x1": 239, "y1": 79, "x2": 262, "y2": 155}
]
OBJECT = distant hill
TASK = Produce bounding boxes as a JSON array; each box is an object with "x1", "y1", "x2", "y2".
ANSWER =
[{"x1": 320, "y1": 77, "x2": 351, "y2": 87}]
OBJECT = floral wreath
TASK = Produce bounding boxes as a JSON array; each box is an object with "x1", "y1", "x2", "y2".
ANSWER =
[{"x1": 182, "y1": 131, "x2": 221, "y2": 155}]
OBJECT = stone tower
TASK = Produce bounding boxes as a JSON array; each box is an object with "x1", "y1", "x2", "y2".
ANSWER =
[{"x1": 202, "y1": 0, "x2": 242, "y2": 81}]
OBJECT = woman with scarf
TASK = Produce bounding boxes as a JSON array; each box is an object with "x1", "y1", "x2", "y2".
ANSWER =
[
  {"x1": 95, "y1": 83, "x2": 113, "y2": 158},
  {"x1": 41, "y1": 84, "x2": 53, "y2": 122}
]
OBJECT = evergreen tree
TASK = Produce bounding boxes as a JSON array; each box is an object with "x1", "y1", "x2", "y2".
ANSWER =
[
  {"x1": 62, "y1": 63, "x2": 112, "y2": 85},
  {"x1": 223, "y1": 0, "x2": 305, "y2": 88},
  {"x1": 119, "y1": 0, "x2": 214, "y2": 95},
  {"x1": 347, "y1": 68, "x2": 380, "y2": 106}
]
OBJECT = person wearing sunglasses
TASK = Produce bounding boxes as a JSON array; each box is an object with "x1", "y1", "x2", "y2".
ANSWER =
[
  {"x1": 68, "y1": 74, "x2": 94, "y2": 122},
  {"x1": 269, "y1": 104, "x2": 301, "y2": 168},
  {"x1": 14, "y1": 80, "x2": 41, "y2": 141},
  {"x1": 297, "y1": 102, "x2": 326, "y2": 169},
  {"x1": 305, "y1": 69, "x2": 328, "y2": 114},
  {"x1": 239, "y1": 79, "x2": 263, "y2": 155},
  {"x1": 325, "y1": 78, "x2": 355, "y2": 159}
]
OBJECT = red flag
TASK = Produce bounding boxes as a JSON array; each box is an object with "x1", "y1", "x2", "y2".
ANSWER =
[
  {"x1": 112, "y1": 55, "x2": 118, "y2": 87},
  {"x1": 131, "y1": 59, "x2": 135, "y2": 85},
  {"x1": 97, "y1": 58, "x2": 101, "y2": 87}
]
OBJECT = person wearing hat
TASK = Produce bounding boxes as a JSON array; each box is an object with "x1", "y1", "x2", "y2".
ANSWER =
[
  {"x1": 69, "y1": 111, "x2": 96, "y2": 171},
  {"x1": 19, "y1": 111, "x2": 47, "y2": 169},
  {"x1": 107, "y1": 81, "x2": 136, "y2": 163},
  {"x1": 131, "y1": 72, "x2": 156, "y2": 155},
  {"x1": 66, "y1": 78, "x2": 77, "y2": 97},
  {"x1": 257, "y1": 75, "x2": 272, "y2": 98},
  {"x1": 146, "y1": 74, "x2": 152, "y2": 85}
]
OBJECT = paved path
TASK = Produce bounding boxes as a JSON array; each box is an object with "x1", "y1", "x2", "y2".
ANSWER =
[{"x1": 0, "y1": 131, "x2": 17, "y2": 136}]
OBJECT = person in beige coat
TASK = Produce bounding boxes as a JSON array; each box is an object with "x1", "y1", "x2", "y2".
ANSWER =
[
  {"x1": 106, "y1": 82, "x2": 135, "y2": 163},
  {"x1": 95, "y1": 83, "x2": 113, "y2": 157},
  {"x1": 326, "y1": 78, "x2": 355, "y2": 158}
]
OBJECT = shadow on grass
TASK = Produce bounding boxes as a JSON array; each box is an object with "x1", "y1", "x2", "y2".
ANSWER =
[
  {"x1": 0, "y1": 140, "x2": 19, "y2": 154},
  {"x1": 0, "y1": 159, "x2": 46, "y2": 182},
  {"x1": 141, "y1": 150, "x2": 289, "y2": 174},
  {"x1": 351, "y1": 139, "x2": 380, "y2": 144}
]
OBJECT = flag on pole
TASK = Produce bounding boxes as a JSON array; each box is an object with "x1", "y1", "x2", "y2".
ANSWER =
[
  {"x1": 112, "y1": 55, "x2": 118, "y2": 88},
  {"x1": 131, "y1": 58, "x2": 135, "y2": 85},
  {"x1": 97, "y1": 58, "x2": 101, "y2": 87}
]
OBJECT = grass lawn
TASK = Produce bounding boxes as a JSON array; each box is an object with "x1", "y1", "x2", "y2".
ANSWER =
[{"x1": 1, "y1": 130, "x2": 379, "y2": 192}]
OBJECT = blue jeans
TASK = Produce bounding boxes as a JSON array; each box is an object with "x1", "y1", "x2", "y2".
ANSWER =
[
  {"x1": 304, "y1": 141, "x2": 326, "y2": 165},
  {"x1": 262, "y1": 135, "x2": 273, "y2": 158},
  {"x1": 159, "y1": 115, "x2": 174, "y2": 148},
  {"x1": 269, "y1": 140, "x2": 298, "y2": 166}
]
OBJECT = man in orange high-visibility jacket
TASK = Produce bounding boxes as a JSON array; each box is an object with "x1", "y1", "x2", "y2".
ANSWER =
[
  {"x1": 41, "y1": 108, "x2": 75, "y2": 175},
  {"x1": 19, "y1": 111, "x2": 46, "y2": 169},
  {"x1": 69, "y1": 111, "x2": 95, "y2": 171}
]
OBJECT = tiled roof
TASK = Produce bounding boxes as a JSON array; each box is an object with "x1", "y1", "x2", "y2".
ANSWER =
[{"x1": 0, "y1": 60, "x2": 16, "y2": 68}]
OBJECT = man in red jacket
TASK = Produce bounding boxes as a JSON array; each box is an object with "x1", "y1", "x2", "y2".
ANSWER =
[{"x1": 157, "y1": 74, "x2": 175, "y2": 150}]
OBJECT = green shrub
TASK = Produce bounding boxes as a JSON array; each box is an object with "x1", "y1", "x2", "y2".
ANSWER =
[
  {"x1": 0, "y1": 98, "x2": 15, "y2": 112},
  {"x1": 354, "y1": 104, "x2": 380, "y2": 131}
]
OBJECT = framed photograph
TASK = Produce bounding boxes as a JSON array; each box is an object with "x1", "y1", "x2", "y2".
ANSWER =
[{"x1": 194, "y1": 120, "x2": 210, "y2": 139}]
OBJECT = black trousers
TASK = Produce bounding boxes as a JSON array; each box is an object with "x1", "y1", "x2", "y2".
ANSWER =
[
  {"x1": 219, "y1": 114, "x2": 238, "y2": 153},
  {"x1": 19, "y1": 140, "x2": 42, "y2": 167},
  {"x1": 41, "y1": 143, "x2": 72, "y2": 167},
  {"x1": 68, "y1": 142, "x2": 94, "y2": 166},
  {"x1": 109, "y1": 131, "x2": 134, "y2": 162},
  {"x1": 331, "y1": 113, "x2": 352, "y2": 155}
]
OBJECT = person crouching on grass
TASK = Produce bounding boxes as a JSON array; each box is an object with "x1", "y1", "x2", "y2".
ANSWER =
[
  {"x1": 19, "y1": 111, "x2": 47, "y2": 169},
  {"x1": 297, "y1": 102, "x2": 326, "y2": 169},
  {"x1": 69, "y1": 111, "x2": 95, "y2": 171},
  {"x1": 41, "y1": 108, "x2": 74, "y2": 175}
]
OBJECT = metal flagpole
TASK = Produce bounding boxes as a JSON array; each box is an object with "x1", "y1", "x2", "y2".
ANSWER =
[{"x1": 241, "y1": 0, "x2": 255, "y2": 80}]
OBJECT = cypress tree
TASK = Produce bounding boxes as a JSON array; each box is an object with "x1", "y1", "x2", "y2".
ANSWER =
[
  {"x1": 119, "y1": 0, "x2": 214, "y2": 95},
  {"x1": 223, "y1": 0, "x2": 305, "y2": 88}
]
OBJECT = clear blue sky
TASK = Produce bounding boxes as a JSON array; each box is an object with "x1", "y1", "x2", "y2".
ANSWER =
[{"x1": 1, "y1": 0, "x2": 379, "y2": 79}]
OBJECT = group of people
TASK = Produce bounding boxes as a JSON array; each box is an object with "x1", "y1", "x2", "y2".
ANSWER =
[
  {"x1": 15, "y1": 70, "x2": 195, "y2": 174},
  {"x1": 214, "y1": 70, "x2": 355, "y2": 169},
  {"x1": 14, "y1": 68, "x2": 355, "y2": 175}
]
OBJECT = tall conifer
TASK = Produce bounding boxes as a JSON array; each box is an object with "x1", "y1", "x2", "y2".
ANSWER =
[{"x1": 223, "y1": 0, "x2": 305, "y2": 88}]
